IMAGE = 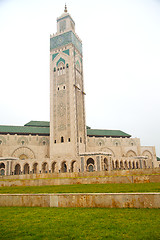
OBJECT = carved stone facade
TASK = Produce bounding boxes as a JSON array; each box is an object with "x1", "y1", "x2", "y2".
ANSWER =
[{"x1": 0, "y1": 7, "x2": 159, "y2": 176}]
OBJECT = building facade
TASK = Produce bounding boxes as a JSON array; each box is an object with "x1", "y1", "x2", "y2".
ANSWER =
[{"x1": 0, "y1": 6, "x2": 159, "y2": 176}]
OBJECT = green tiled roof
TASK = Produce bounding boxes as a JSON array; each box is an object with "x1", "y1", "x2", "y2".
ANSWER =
[
  {"x1": 0, "y1": 125, "x2": 49, "y2": 135},
  {"x1": 0, "y1": 121, "x2": 131, "y2": 138},
  {"x1": 87, "y1": 129, "x2": 131, "y2": 138},
  {"x1": 24, "y1": 121, "x2": 50, "y2": 127}
]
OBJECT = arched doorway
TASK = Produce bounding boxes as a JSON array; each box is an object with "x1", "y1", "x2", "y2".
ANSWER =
[
  {"x1": 124, "y1": 161, "x2": 127, "y2": 169},
  {"x1": 61, "y1": 161, "x2": 67, "y2": 173},
  {"x1": 42, "y1": 162, "x2": 48, "y2": 173},
  {"x1": 71, "y1": 161, "x2": 76, "y2": 172},
  {"x1": 120, "y1": 161, "x2": 123, "y2": 170},
  {"x1": 132, "y1": 161, "x2": 135, "y2": 169},
  {"x1": 115, "y1": 160, "x2": 119, "y2": 170},
  {"x1": 24, "y1": 163, "x2": 30, "y2": 174},
  {"x1": 33, "y1": 163, "x2": 38, "y2": 174},
  {"x1": 51, "y1": 162, "x2": 56, "y2": 173},
  {"x1": 104, "y1": 158, "x2": 108, "y2": 171},
  {"x1": 128, "y1": 161, "x2": 131, "y2": 169},
  {"x1": 87, "y1": 158, "x2": 94, "y2": 172},
  {"x1": 136, "y1": 162, "x2": 139, "y2": 169},
  {"x1": 15, "y1": 164, "x2": 21, "y2": 175},
  {"x1": 0, "y1": 163, "x2": 5, "y2": 175}
]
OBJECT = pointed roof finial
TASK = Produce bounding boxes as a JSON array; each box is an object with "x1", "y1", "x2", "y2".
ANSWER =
[{"x1": 64, "y1": 3, "x2": 67, "y2": 13}]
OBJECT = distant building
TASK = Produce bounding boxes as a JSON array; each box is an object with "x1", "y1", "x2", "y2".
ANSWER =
[{"x1": 0, "y1": 6, "x2": 158, "y2": 176}]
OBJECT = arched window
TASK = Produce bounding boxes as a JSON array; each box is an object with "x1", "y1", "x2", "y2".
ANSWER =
[
  {"x1": 61, "y1": 136, "x2": 64, "y2": 143},
  {"x1": 66, "y1": 63, "x2": 69, "y2": 68},
  {"x1": 54, "y1": 67, "x2": 56, "y2": 72}
]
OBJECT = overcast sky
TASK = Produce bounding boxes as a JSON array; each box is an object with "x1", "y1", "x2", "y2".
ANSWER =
[{"x1": 0, "y1": 0, "x2": 160, "y2": 156}]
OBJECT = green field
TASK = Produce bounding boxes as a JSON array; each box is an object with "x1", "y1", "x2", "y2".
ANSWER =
[
  {"x1": 0, "y1": 207, "x2": 159, "y2": 240},
  {"x1": 0, "y1": 182, "x2": 159, "y2": 194}
]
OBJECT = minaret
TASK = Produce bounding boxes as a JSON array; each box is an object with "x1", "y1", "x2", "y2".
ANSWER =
[{"x1": 50, "y1": 5, "x2": 86, "y2": 160}]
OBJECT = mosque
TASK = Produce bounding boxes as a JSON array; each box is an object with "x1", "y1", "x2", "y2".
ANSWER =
[{"x1": 0, "y1": 6, "x2": 159, "y2": 176}]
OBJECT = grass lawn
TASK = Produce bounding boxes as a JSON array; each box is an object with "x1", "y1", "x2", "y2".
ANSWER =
[
  {"x1": 0, "y1": 182, "x2": 159, "y2": 194},
  {"x1": 0, "y1": 207, "x2": 159, "y2": 240}
]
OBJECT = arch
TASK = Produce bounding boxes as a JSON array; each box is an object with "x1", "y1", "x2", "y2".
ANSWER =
[
  {"x1": 124, "y1": 161, "x2": 128, "y2": 169},
  {"x1": 96, "y1": 139, "x2": 105, "y2": 147},
  {"x1": 56, "y1": 57, "x2": 65, "y2": 66},
  {"x1": 33, "y1": 162, "x2": 38, "y2": 174},
  {"x1": 24, "y1": 163, "x2": 30, "y2": 174},
  {"x1": 115, "y1": 160, "x2": 119, "y2": 170},
  {"x1": 142, "y1": 150, "x2": 153, "y2": 160},
  {"x1": 51, "y1": 162, "x2": 57, "y2": 173},
  {"x1": 143, "y1": 160, "x2": 147, "y2": 168},
  {"x1": 129, "y1": 140, "x2": 135, "y2": 146},
  {"x1": 100, "y1": 147, "x2": 115, "y2": 157},
  {"x1": 76, "y1": 60, "x2": 80, "y2": 70},
  {"x1": 136, "y1": 161, "x2": 139, "y2": 169},
  {"x1": 86, "y1": 158, "x2": 95, "y2": 172},
  {"x1": 42, "y1": 162, "x2": 48, "y2": 173},
  {"x1": 132, "y1": 161, "x2": 135, "y2": 169},
  {"x1": 104, "y1": 158, "x2": 108, "y2": 171},
  {"x1": 61, "y1": 161, "x2": 67, "y2": 173},
  {"x1": 15, "y1": 164, "x2": 21, "y2": 175},
  {"x1": 87, "y1": 158, "x2": 94, "y2": 166},
  {"x1": 126, "y1": 150, "x2": 137, "y2": 157},
  {"x1": 71, "y1": 160, "x2": 76, "y2": 173},
  {"x1": 113, "y1": 139, "x2": 121, "y2": 146},
  {"x1": 120, "y1": 160, "x2": 123, "y2": 169},
  {"x1": 0, "y1": 162, "x2": 5, "y2": 169},
  {"x1": 17, "y1": 137, "x2": 28, "y2": 145},
  {"x1": 39, "y1": 137, "x2": 49, "y2": 146},
  {"x1": 128, "y1": 161, "x2": 131, "y2": 169},
  {"x1": 12, "y1": 147, "x2": 35, "y2": 159}
]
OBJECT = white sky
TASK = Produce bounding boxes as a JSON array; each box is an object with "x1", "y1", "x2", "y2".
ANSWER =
[{"x1": 0, "y1": 0, "x2": 160, "y2": 156}]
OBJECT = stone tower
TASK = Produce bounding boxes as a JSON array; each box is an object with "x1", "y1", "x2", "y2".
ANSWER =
[{"x1": 50, "y1": 5, "x2": 86, "y2": 161}]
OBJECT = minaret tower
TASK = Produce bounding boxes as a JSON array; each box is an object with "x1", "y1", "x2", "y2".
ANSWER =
[{"x1": 50, "y1": 5, "x2": 86, "y2": 162}]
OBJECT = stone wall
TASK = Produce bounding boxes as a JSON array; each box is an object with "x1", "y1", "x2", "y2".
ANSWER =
[
  {"x1": 0, "y1": 193, "x2": 160, "y2": 208},
  {"x1": 0, "y1": 168, "x2": 159, "y2": 187}
]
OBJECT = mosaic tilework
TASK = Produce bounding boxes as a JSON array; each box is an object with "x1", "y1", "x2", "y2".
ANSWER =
[
  {"x1": 63, "y1": 49, "x2": 70, "y2": 55},
  {"x1": 52, "y1": 53, "x2": 59, "y2": 61},
  {"x1": 56, "y1": 57, "x2": 65, "y2": 66},
  {"x1": 50, "y1": 31, "x2": 82, "y2": 54}
]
